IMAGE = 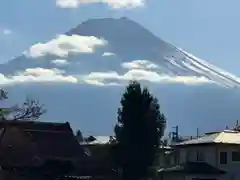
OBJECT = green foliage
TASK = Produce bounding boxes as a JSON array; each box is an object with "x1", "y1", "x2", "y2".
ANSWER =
[{"x1": 114, "y1": 81, "x2": 166, "y2": 180}]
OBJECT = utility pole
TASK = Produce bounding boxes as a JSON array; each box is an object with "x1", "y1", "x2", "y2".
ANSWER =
[
  {"x1": 235, "y1": 120, "x2": 240, "y2": 131},
  {"x1": 172, "y1": 126, "x2": 179, "y2": 142}
]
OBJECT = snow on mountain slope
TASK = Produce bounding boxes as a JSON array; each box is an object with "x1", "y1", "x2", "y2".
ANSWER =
[
  {"x1": 166, "y1": 46, "x2": 240, "y2": 88},
  {"x1": 0, "y1": 17, "x2": 239, "y2": 88}
]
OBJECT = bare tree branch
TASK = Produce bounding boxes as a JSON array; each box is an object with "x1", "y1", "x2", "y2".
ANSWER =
[
  {"x1": 9, "y1": 98, "x2": 46, "y2": 121},
  {"x1": 0, "y1": 89, "x2": 46, "y2": 121}
]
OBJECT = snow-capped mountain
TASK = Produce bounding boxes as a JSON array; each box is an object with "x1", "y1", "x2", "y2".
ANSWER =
[
  {"x1": 1, "y1": 17, "x2": 240, "y2": 135},
  {"x1": 1, "y1": 17, "x2": 240, "y2": 88}
]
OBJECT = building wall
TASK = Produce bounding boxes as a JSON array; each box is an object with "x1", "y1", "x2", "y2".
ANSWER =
[
  {"x1": 160, "y1": 173, "x2": 186, "y2": 180},
  {"x1": 177, "y1": 144, "x2": 240, "y2": 180},
  {"x1": 160, "y1": 173, "x2": 224, "y2": 180},
  {"x1": 186, "y1": 174, "x2": 224, "y2": 180},
  {"x1": 154, "y1": 148, "x2": 173, "y2": 167},
  {"x1": 156, "y1": 152, "x2": 169, "y2": 167},
  {"x1": 216, "y1": 145, "x2": 240, "y2": 180},
  {"x1": 178, "y1": 146, "x2": 216, "y2": 166}
]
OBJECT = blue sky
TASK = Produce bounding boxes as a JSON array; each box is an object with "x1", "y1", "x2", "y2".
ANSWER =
[{"x1": 0, "y1": 0, "x2": 240, "y2": 75}]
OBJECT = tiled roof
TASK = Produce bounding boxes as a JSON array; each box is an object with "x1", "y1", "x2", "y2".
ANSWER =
[
  {"x1": 176, "y1": 130, "x2": 240, "y2": 146},
  {"x1": 81, "y1": 136, "x2": 172, "y2": 149}
]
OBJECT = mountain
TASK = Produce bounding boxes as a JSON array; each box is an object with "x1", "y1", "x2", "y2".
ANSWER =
[{"x1": 1, "y1": 17, "x2": 240, "y2": 136}]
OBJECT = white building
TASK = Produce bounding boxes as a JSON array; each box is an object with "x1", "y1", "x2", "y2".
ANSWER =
[{"x1": 158, "y1": 129, "x2": 240, "y2": 180}]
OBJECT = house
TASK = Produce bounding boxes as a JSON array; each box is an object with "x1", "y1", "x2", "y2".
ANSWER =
[
  {"x1": 80, "y1": 136, "x2": 115, "y2": 146},
  {"x1": 158, "y1": 129, "x2": 240, "y2": 180},
  {"x1": 0, "y1": 120, "x2": 108, "y2": 180},
  {"x1": 79, "y1": 136, "x2": 115, "y2": 157},
  {"x1": 78, "y1": 135, "x2": 119, "y2": 179},
  {"x1": 80, "y1": 136, "x2": 116, "y2": 170}
]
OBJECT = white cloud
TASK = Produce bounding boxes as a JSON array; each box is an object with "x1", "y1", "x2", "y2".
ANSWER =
[
  {"x1": 3, "y1": 29, "x2": 11, "y2": 35},
  {"x1": 56, "y1": 0, "x2": 145, "y2": 9},
  {"x1": 0, "y1": 68, "x2": 77, "y2": 85},
  {"x1": 24, "y1": 34, "x2": 106, "y2": 58},
  {"x1": 81, "y1": 69, "x2": 212, "y2": 86},
  {"x1": 2, "y1": 29, "x2": 12, "y2": 35},
  {"x1": 0, "y1": 68, "x2": 212, "y2": 87},
  {"x1": 51, "y1": 59, "x2": 69, "y2": 66},
  {"x1": 121, "y1": 60, "x2": 159, "y2": 69},
  {"x1": 102, "y1": 52, "x2": 115, "y2": 57},
  {"x1": 83, "y1": 79, "x2": 120, "y2": 86}
]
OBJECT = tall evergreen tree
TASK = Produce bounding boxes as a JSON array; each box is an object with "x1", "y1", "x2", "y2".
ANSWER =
[{"x1": 114, "y1": 81, "x2": 166, "y2": 180}]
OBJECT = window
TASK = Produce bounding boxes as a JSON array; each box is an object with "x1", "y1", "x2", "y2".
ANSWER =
[
  {"x1": 220, "y1": 152, "x2": 227, "y2": 164},
  {"x1": 232, "y1": 151, "x2": 240, "y2": 162},
  {"x1": 196, "y1": 151, "x2": 204, "y2": 161}
]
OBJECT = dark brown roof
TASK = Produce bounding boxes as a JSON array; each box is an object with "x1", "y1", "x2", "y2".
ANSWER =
[
  {"x1": 0, "y1": 120, "x2": 88, "y2": 167},
  {"x1": 0, "y1": 120, "x2": 72, "y2": 132},
  {"x1": 27, "y1": 129, "x2": 82, "y2": 159}
]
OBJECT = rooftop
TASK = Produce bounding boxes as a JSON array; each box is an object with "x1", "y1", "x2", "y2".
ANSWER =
[
  {"x1": 0, "y1": 120, "x2": 87, "y2": 167},
  {"x1": 176, "y1": 129, "x2": 240, "y2": 146},
  {"x1": 80, "y1": 136, "x2": 114, "y2": 145}
]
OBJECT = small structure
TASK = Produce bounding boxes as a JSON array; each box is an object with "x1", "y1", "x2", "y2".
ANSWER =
[
  {"x1": 157, "y1": 129, "x2": 240, "y2": 180},
  {"x1": 0, "y1": 120, "x2": 111, "y2": 180},
  {"x1": 80, "y1": 136, "x2": 117, "y2": 173},
  {"x1": 76, "y1": 135, "x2": 118, "y2": 179}
]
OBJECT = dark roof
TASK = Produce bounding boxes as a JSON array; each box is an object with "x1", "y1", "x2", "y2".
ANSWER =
[
  {"x1": 0, "y1": 120, "x2": 88, "y2": 167},
  {"x1": 158, "y1": 162, "x2": 226, "y2": 175},
  {"x1": 175, "y1": 130, "x2": 240, "y2": 147},
  {"x1": 26, "y1": 128, "x2": 83, "y2": 159},
  {"x1": 0, "y1": 120, "x2": 71, "y2": 132}
]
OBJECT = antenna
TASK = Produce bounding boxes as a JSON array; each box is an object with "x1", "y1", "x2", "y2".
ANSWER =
[
  {"x1": 197, "y1": 128, "x2": 199, "y2": 138},
  {"x1": 234, "y1": 120, "x2": 240, "y2": 131}
]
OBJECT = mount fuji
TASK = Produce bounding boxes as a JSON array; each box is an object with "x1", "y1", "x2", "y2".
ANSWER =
[{"x1": 0, "y1": 17, "x2": 240, "y2": 135}]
